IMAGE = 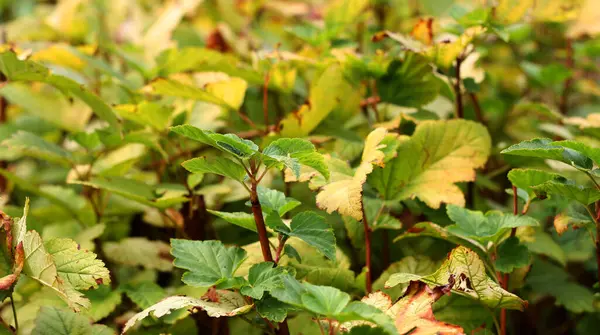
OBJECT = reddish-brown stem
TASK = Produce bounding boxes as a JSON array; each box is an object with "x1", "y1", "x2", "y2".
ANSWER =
[
  {"x1": 249, "y1": 181, "x2": 274, "y2": 262},
  {"x1": 263, "y1": 71, "x2": 271, "y2": 133},
  {"x1": 595, "y1": 202, "x2": 600, "y2": 287},
  {"x1": 0, "y1": 62, "x2": 7, "y2": 193},
  {"x1": 469, "y1": 93, "x2": 485, "y2": 124},
  {"x1": 274, "y1": 235, "x2": 287, "y2": 264},
  {"x1": 454, "y1": 56, "x2": 464, "y2": 119},
  {"x1": 361, "y1": 197, "x2": 372, "y2": 293},
  {"x1": 559, "y1": 38, "x2": 573, "y2": 115},
  {"x1": 360, "y1": 96, "x2": 381, "y2": 108}
]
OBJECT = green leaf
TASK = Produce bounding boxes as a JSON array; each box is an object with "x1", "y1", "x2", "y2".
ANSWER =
[
  {"x1": 507, "y1": 168, "x2": 564, "y2": 201},
  {"x1": 23, "y1": 231, "x2": 90, "y2": 311},
  {"x1": 386, "y1": 246, "x2": 526, "y2": 310},
  {"x1": 283, "y1": 244, "x2": 301, "y2": 263},
  {"x1": 495, "y1": 236, "x2": 531, "y2": 273},
  {"x1": 171, "y1": 239, "x2": 247, "y2": 288},
  {"x1": 103, "y1": 238, "x2": 173, "y2": 271},
  {"x1": 278, "y1": 211, "x2": 336, "y2": 261},
  {"x1": 45, "y1": 238, "x2": 110, "y2": 290},
  {"x1": 532, "y1": 179, "x2": 600, "y2": 205},
  {"x1": 240, "y1": 262, "x2": 289, "y2": 299},
  {"x1": 256, "y1": 186, "x2": 301, "y2": 217},
  {"x1": 2, "y1": 131, "x2": 74, "y2": 166},
  {"x1": 0, "y1": 51, "x2": 120, "y2": 132},
  {"x1": 446, "y1": 205, "x2": 539, "y2": 245},
  {"x1": 114, "y1": 101, "x2": 173, "y2": 131},
  {"x1": 122, "y1": 291, "x2": 253, "y2": 333},
  {"x1": 377, "y1": 52, "x2": 441, "y2": 108},
  {"x1": 182, "y1": 157, "x2": 247, "y2": 182},
  {"x1": 123, "y1": 282, "x2": 166, "y2": 309},
  {"x1": 170, "y1": 125, "x2": 259, "y2": 158},
  {"x1": 32, "y1": 306, "x2": 97, "y2": 335},
  {"x1": 501, "y1": 138, "x2": 600, "y2": 170},
  {"x1": 84, "y1": 285, "x2": 122, "y2": 322},
  {"x1": 300, "y1": 282, "x2": 351, "y2": 316},
  {"x1": 370, "y1": 120, "x2": 491, "y2": 208},
  {"x1": 256, "y1": 296, "x2": 291, "y2": 323},
  {"x1": 207, "y1": 210, "x2": 256, "y2": 232},
  {"x1": 71, "y1": 176, "x2": 188, "y2": 209},
  {"x1": 526, "y1": 259, "x2": 595, "y2": 313},
  {"x1": 263, "y1": 138, "x2": 329, "y2": 180},
  {"x1": 348, "y1": 326, "x2": 388, "y2": 335}
]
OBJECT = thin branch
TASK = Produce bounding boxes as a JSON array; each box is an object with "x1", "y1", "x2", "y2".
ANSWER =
[
  {"x1": 469, "y1": 92, "x2": 485, "y2": 125},
  {"x1": 263, "y1": 70, "x2": 271, "y2": 133},
  {"x1": 316, "y1": 317, "x2": 326, "y2": 335},
  {"x1": 454, "y1": 56, "x2": 464, "y2": 119},
  {"x1": 585, "y1": 171, "x2": 600, "y2": 191},
  {"x1": 361, "y1": 197, "x2": 372, "y2": 293}
]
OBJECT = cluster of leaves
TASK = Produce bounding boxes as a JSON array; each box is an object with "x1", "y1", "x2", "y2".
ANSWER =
[{"x1": 0, "y1": 0, "x2": 600, "y2": 334}]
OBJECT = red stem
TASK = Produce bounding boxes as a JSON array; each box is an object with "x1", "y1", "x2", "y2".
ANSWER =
[
  {"x1": 249, "y1": 181, "x2": 274, "y2": 262},
  {"x1": 361, "y1": 198, "x2": 372, "y2": 293}
]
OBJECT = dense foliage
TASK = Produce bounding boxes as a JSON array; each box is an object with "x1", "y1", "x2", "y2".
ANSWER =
[{"x1": 0, "y1": 0, "x2": 599, "y2": 334}]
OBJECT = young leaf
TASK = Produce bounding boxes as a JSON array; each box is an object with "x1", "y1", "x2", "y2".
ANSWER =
[
  {"x1": 103, "y1": 238, "x2": 173, "y2": 271},
  {"x1": 122, "y1": 291, "x2": 253, "y2": 333},
  {"x1": 45, "y1": 238, "x2": 110, "y2": 290},
  {"x1": 317, "y1": 128, "x2": 388, "y2": 220},
  {"x1": 386, "y1": 246, "x2": 526, "y2": 310},
  {"x1": 171, "y1": 239, "x2": 247, "y2": 288},
  {"x1": 170, "y1": 125, "x2": 259, "y2": 158},
  {"x1": 277, "y1": 211, "x2": 336, "y2": 261},
  {"x1": 370, "y1": 120, "x2": 491, "y2": 209},
  {"x1": 182, "y1": 156, "x2": 247, "y2": 182},
  {"x1": 207, "y1": 210, "x2": 257, "y2": 232},
  {"x1": 240, "y1": 262, "x2": 289, "y2": 299},
  {"x1": 262, "y1": 138, "x2": 329, "y2": 179},
  {"x1": 495, "y1": 237, "x2": 531, "y2": 273},
  {"x1": 256, "y1": 186, "x2": 301, "y2": 217}
]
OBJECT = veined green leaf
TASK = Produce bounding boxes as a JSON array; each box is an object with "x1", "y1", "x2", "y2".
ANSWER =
[
  {"x1": 501, "y1": 138, "x2": 600, "y2": 170},
  {"x1": 207, "y1": 210, "x2": 256, "y2": 232},
  {"x1": 240, "y1": 262, "x2": 289, "y2": 299},
  {"x1": 182, "y1": 157, "x2": 247, "y2": 182},
  {"x1": 274, "y1": 211, "x2": 336, "y2": 261},
  {"x1": 145, "y1": 78, "x2": 236, "y2": 111},
  {"x1": 171, "y1": 125, "x2": 259, "y2": 158},
  {"x1": 377, "y1": 52, "x2": 441, "y2": 108},
  {"x1": 171, "y1": 239, "x2": 247, "y2": 288},
  {"x1": 507, "y1": 168, "x2": 564, "y2": 201},
  {"x1": 263, "y1": 138, "x2": 329, "y2": 180},
  {"x1": 495, "y1": 237, "x2": 531, "y2": 273},
  {"x1": 256, "y1": 186, "x2": 301, "y2": 217},
  {"x1": 32, "y1": 306, "x2": 104, "y2": 335},
  {"x1": 532, "y1": 179, "x2": 600, "y2": 205}
]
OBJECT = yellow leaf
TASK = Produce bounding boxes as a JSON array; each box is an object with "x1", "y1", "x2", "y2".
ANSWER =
[
  {"x1": 568, "y1": 0, "x2": 600, "y2": 37},
  {"x1": 495, "y1": 0, "x2": 534, "y2": 25},
  {"x1": 316, "y1": 128, "x2": 388, "y2": 220}
]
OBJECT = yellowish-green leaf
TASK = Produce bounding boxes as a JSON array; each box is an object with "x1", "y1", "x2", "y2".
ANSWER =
[
  {"x1": 122, "y1": 291, "x2": 253, "y2": 333},
  {"x1": 103, "y1": 238, "x2": 173, "y2": 272},
  {"x1": 316, "y1": 128, "x2": 388, "y2": 220},
  {"x1": 45, "y1": 238, "x2": 110, "y2": 290},
  {"x1": 386, "y1": 246, "x2": 526, "y2": 310},
  {"x1": 370, "y1": 120, "x2": 491, "y2": 209}
]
